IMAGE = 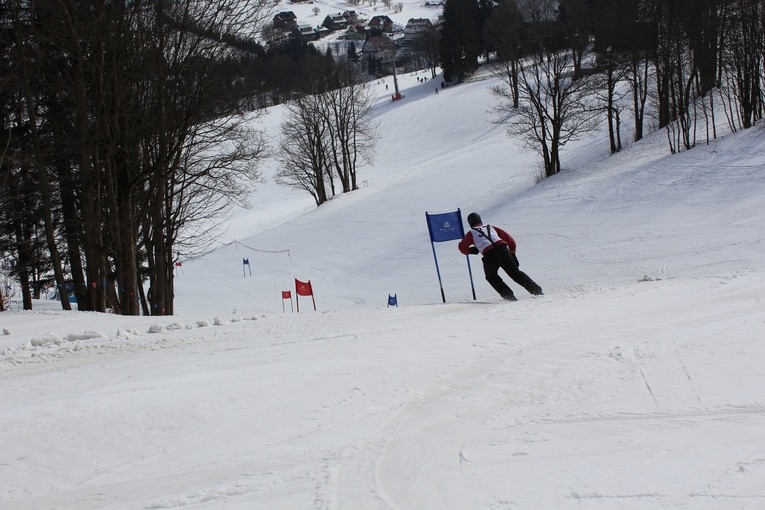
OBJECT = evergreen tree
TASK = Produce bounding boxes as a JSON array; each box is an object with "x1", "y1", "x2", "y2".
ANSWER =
[
  {"x1": 439, "y1": 0, "x2": 481, "y2": 82},
  {"x1": 347, "y1": 42, "x2": 358, "y2": 61}
]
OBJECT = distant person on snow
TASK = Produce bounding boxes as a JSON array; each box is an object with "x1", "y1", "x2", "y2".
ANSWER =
[{"x1": 458, "y1": 212, "x2": 543, "y2": 301}]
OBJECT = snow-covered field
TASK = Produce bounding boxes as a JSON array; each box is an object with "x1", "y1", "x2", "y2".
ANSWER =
[
  {"x1": 1, "y1": 66, "x2": 764, "y2": 508},
  {"x1": 267, "y1": 0, "x2": 444, "y2": 55},
  {"x1": 272, "y1": 0, "x2": 443, "y2": 33}
]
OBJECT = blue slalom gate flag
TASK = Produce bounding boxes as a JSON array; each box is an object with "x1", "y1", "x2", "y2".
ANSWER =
[
  {"x1": 242, "y1": 258, "x2": 252, "y2": 277},
  {"x1": 426, "y1": 210, "x2": 464, "y2": 242},
  {"x1": 388, "y1": 294, "x2": 398, "y2": 307},
  {"x1": 425, "y1": 208, "x2": 476, "y2": 303}
]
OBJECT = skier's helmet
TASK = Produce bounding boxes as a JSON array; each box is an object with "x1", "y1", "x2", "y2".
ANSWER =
[{"x1": 467, "y1": 212, "x2": 482, "y2": 227}]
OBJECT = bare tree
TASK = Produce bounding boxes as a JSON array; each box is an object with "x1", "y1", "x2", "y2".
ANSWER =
[
  {"x1": 557, "y1": 0, "x2": 590, "y2": 79},
  {"x1": 596, "y1": 48, "x2": 630, "y2": 153},
  {"x1": 2, "y1": 0, "x2": 271, "y2": 315},
  {"x1": 650, "y1": 0, "x2": 701, "y2": 153},
  {"x1": 626, "y1": 48, "x2": 651, "y2": 142},
  {"x1": 409, "y1": 25, "x2": 440, "y2": 78},
  {"x1": 277, "y1": 94, "x2": 334, "y2": 205},
  {"x1": 6, "y1": 0, "x2": 71, "y2": 311},
  {"x1": 721, "y1": 0, "x2": 763, "y2": 130},
  {"x1": 277, "y1": 63, "x2": 378, "y2": 203},
  {"x1": 319, "y1": 64, "x2": 378, "y2": 193},
  {"x1": 486, "y1": 0, "x2": 524, "y2": 108},
  {"x1": 494, "y1": 0, "x2": 595, "y2": 178},
  {"x1": 140, "y1": 0, "x2": 271, "y2": 315}
]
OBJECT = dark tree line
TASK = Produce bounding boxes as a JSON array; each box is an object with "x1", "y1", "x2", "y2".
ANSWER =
[
  {"x1": 0, "y1": 0, "x2": 376, "y2": 314},
  {"x1": 589, "y1": 0, "x2": 765, "y2": 152},
  {"x1": 482, "y1": 0, "x2": 765, "y2": 177},
  {"x1": 0, "y1": 0, "x2": 271, "y2": 314},
  {"x1": 244, "y1": 38, "x2": 343, "y2": 109},
  {"x1": 439, "y1": 0, "x2": 488, "y2": 82}
]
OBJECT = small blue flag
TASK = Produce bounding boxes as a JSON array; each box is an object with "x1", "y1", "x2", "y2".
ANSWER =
[
  {"x1": 388, "y1": 294, "x2": 398, "y2": 307},
  {"x1": 243, "y1": 258, "x2": 250, "y2": 265},
  {"x1": 426, "y1": 210, "x2": 465, "y2": 242}
]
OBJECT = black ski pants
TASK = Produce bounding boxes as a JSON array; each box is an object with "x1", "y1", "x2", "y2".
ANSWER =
[{"x1": 481, "y1": 244, "x2": 542, "y2": 298}]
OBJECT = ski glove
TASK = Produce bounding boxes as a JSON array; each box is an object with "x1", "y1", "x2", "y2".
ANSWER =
[{"x1": 468, "y1": 246, "x2": 480, "y2": 255}]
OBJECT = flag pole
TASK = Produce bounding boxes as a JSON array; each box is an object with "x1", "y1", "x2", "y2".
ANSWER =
[
  {"x1": 465, "y1": 255, "x2": 477, "y2": 300},
  {"x1": 456, "y1": 208, "x2": 477, "y2": 301},
  {"x1": 309, "y1": 281, "x2": 317, "y2": 311},
  {"x1": 426, "y1": 211, "x2": 448, "y2": 303},
  {"x1": 430, "y1": 240, "x2": 446, "y2": 303}
]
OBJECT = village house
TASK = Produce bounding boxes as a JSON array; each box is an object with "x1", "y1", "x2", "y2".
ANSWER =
[
  {"x1": 273, "y1": 11, "x2": 298, "y2": 32},
  {"x1": 315, "y1": 25, "x2": 330, "y2": 39},
  {"x1": 361, "y1": 35, "x2": 397, "y2": 66},
  {"x1": 343, "y1": 11, "x2": 358, "y2": 23},
  {"x1": 368, "y1": 15, "x2": 394, "y2": 33},
  {"x1": 291, "y1": 23, "x2": 318, "y2": 41},
  {"x1": 404, "y1": 18, "x2": 434, "y2": 40},
  {"x1": 322, "y1": 13, "x2": 348, "y2": 31},
  {"x1": 345, "y1": 24, "x2": 367, "y2": 41}
]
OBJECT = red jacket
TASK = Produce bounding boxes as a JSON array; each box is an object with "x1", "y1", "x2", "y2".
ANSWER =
[{"x1": 458, "y1": 224, "x2": 517, "y2": 255}]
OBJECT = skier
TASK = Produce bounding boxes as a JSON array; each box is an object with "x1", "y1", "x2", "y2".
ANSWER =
[{"x1": 458, "y1": 212, "x2": 543, "y2": 301}]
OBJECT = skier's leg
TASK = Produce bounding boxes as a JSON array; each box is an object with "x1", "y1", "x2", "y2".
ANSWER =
[
  {"x1": 501, "y1": 252, "x2": 543, "y2": 295},
  {"x1": 483, "y1": 252, "x2": 515, "y2": 299}
]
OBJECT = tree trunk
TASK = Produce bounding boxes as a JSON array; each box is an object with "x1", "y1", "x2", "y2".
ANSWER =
[
  {"x1": 51, "y1": 158, "x2": 89, "y2": 309},
  {"x1": 10, "y1": 14, "x2": 71, "y2": 311},
  {"x1": 151, "y1": 176, "x2": 167, "y2": 315},
  {"x1": 607, "y1": 62, "x2": 618, "y2": 154},
  {"x1": 13, "y1": 219, "x2": 33, "y2": 310},
  {"x1": 138, "y1": 277, "x2": 150, "y2": 316},
  {"x1": 116, "y1": 194, "x2": 140, "y2": 315}
]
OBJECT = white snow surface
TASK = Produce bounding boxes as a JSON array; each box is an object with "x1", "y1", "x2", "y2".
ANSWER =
[{"x1": 2, "y1": 67, "x2": 765, "y2": 509}]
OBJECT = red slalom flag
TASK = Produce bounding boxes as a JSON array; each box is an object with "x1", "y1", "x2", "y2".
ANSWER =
[
  {"x1": 295, "y1": 279, "x2": 313, "y2": 296},
  {"x1": 281, "y1": 290, "x2": 293, "y2": 313},
  {"x1": 295, "y1": 279, "x2": 316, "y2": 312}
]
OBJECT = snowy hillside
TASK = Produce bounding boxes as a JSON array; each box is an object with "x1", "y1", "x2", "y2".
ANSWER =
[
  {"x1": 268, "y1": 0, "x2": 443, "y2": 34},
  {"x1": 1, "y1": 70, "x2": 764, "y2": 509},
  {"x1": 265, "y1": 0, "x2": 443, "y2": 55}
]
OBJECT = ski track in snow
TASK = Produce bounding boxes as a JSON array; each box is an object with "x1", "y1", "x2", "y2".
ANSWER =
[
  {"x1": 2, "y1": 277, "x2": 764, "y2": 509},
  {"x1": 322, "y1": 276, "x2": 765, "y2": 509}
]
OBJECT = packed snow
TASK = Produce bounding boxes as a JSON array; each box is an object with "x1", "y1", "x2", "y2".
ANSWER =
[{"x1": 1, "y1": 63, "x2": 764, "y2": 508}]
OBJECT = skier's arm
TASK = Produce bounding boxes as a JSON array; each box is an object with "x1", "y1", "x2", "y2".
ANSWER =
[
  {"x1": 458, "y1": 232, "x2": 476, "y2": 255},
  {"x1": 495, "y1": 226, "x2": 517, "y2": 252}
]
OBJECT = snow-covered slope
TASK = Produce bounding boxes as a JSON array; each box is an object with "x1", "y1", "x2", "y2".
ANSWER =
[
  {"x1": 1, "y1": 70, "x2": 764, "y2": 509},
  {"x1": 176, "y1": 71, "x2": 765, "y2": 315}
]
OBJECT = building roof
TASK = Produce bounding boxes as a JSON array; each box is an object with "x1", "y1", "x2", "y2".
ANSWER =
[
  {"x1": 369, "y1": 15, "x2": 394, "y2": 26},
  {"x1": 362, "y1": 35, "x2": 397, "y2": 54}
]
